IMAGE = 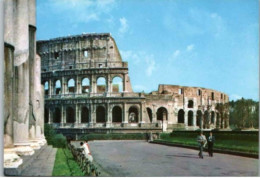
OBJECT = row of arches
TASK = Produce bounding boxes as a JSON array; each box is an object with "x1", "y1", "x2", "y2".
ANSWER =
[
  {"x1": 44, "y1": 76, "x2": 123, "y2": 95},
  {"x1": 45, "y1": 106, "x2": 139, "y2": 124}
]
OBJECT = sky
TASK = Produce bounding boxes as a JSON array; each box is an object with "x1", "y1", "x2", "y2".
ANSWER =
[{"x1": 36, "y1": 0, "x2": 259, "y2": 101}]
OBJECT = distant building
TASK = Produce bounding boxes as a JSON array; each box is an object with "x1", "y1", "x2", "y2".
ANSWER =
[{"x1": 37, "y1": 33, "x2": 229, "y2": 137}]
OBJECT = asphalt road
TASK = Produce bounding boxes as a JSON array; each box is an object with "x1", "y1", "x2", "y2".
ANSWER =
[{"x1": 89, "y1": 140, "x2": 258, "y2": 177}]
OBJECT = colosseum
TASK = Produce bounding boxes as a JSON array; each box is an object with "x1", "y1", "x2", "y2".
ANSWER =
[{"x1": 37, "y1": 33, "x2": 230, "y2": 136}]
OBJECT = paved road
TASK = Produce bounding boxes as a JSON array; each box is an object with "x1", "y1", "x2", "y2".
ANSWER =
[{"x1": 89, "y1": 140, "x2": 258, "y2": 177}]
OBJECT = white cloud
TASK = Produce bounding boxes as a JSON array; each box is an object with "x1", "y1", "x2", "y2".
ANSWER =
[
  {"x1": 173, "y1": 50, "x2": 180, "y2": 58},
  {"x1": 229, "y1": 94, "x2": 242, "y2": 101},
  {"x1": 119, "y1": 17, "x2": 129, "y2": 34},
  {"x1": 145, "y1": 57, "x2": 156, "y2": 77},
  {"x1": 186, "y1": 44, "x2": 194, "y2": 51}
]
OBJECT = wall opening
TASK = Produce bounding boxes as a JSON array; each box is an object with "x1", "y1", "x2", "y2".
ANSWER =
[
  {"x1": 96, "y1": 106, "x2": 106, "y2": 123},
  {"x1": 157, "y1": 107, "x2": 168, "y2": 121},
  {"x1": 197, "y1": 89, "x2": 201, "y2": 96},
  {"x1": 188, "y1": 100, "x2": 194, "y2": 108},
  {"x1": 97, "y1": 77, "x2": 106, "y2": 93},
  {"x1": 211, "y1": 111, "x2": 215, "y2": 124},
  {"x1": 82, "y1": 78, "x2": 90, "y2": 93},
  {"x1": 81, "y1": 107, "x2": 89, "y2": 123},
  {"x1": 188, "y1": 111, "x2": 193, "y2": 126},
  {"x1": 196, "y1": 110, "x2": 202, "y2": 128},
  {"x1": 112, "y1": 106, "x2": 122, "y2": 123},
  {"x1": 55, "y1": 80, "x2": 61, "y2": 95},
  {"x1": 178, "y1": 88, "x2": 183, "y2": 95},
  {"x1": 66, "y1": 107, "x2": 75, "y2": 123},
  {"x1": 112, "y1": 76, "x2": 123, "y2": 92},
  {"x1": 53, "y1": 108, "x2": 61, "y2": 123},
  {"x1": 204, "y1": 111, "x2": 209, "y2": 129},
  {"x1": 44, "y1": 107, "x2": 49, "y2": 123},
  {"x1": 178, "y1": 109, "x2": 185, "y2": 123},
  {"x1": 68, "y1": 78, "x2": 75, "y2": 93},
  {"x1": 129, "y1": 106, "x2": 138, "y2": 123},
  {"x1": 44, "y1": 81, "x2": 49, "y2": 95},
  {"x1": 146, "y1": 108, "x2": 153, "y2": 123},
  {"x1": 211, "y1": 92, "x2": 214, "y2": 100}
]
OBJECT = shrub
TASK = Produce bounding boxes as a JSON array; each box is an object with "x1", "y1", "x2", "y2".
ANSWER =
[
  {"x1": 52, "y1": 134, "x2": 67, "y2": 148},
  {"x1": 44, "y1": 124, "x2": 67, "y2": 148},
  {"x1": 79, "y1": 133, "x2": 147, "y2": 141}
]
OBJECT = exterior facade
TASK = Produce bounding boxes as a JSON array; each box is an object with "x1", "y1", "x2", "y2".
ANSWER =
[
  {"x1": 37, "y1": 33, "x2": 229, "y2": 136},
  {"x1": 3, "y1": 0, "x2": 46, "y2": 171}
]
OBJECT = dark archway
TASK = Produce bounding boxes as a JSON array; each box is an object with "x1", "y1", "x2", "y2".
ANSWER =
[
  {"x1": 204, "y1": 111, "x2": 209, "y2": 129},
  {"x1": 68, "y1": 78, "x2": 75, "y2": 93},
  {"x1": 53, "y1": 108, "x2": 61, "y2": 123},
  {"x1": 96, "y1": 106, "x2": 106, "y2": 123},
  {"x1": 196, "y1": 110, "x2": 202, "y2": 128},
  {"x1": 129, "y1": 106, "x2": 138, "y2": 123},
  {"x1": 112, "y1": 106, "x2": 122, "y2": 123},
  {"x1": 97, "y1": 77, "x2": 106, "y2": 93},
  {"x1": 188, "y1": 111, "x2": 193, "y2": 126},
  {"x1": 211, "y1": 111, "x2": 215, "y2": 124},
  {"x1": 188, "y1": 100, "x2": 194, "y2": 108},
  {"x1": 216, "y1": 113, "x2": 220, "y2": 128},
  {"x1": 66, "y1": 107, "x2": 75, "y2": 123},
  {"x1": 81, "y1": 107, "x2": 89, "y2": 123},
  {"x1": 44, "y1": 107, "x2": 49, "y2": 123},
  {"x1": 146, "y1": 108, "x2": 152, "y2": 123},
  {"x1": 157, "y1": 107, "x2": 168, "y2": 121},
  {"x1": 178, "y1": 109, "x2": 185, "y2": 123}
]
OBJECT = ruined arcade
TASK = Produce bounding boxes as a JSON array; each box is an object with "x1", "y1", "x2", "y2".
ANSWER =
[{"x1": 37, "y1": 33, "x2": 230, "y2": 136}]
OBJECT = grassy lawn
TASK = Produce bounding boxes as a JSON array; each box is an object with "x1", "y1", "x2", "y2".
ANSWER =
[
  {"x1": 159, "y1": 132, "x2": 259, "y2": 154},
  {"x1": 52, "y1": 148, "x2": 85, "y2": 176}
]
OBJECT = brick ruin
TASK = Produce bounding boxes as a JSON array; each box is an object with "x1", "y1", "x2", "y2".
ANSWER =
[{"x1": 37, "y1": 33, "x2": 230, "y2": 137}]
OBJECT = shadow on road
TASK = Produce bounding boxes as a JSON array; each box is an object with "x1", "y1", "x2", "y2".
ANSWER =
[{"x1": 165, "y1": 154, "x2": 200, "y2": 159}]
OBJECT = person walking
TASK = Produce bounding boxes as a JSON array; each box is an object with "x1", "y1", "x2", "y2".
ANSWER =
[
  {"x1": 207, "y1": 131, "x2": 215, "y2": 157},
  {"x1": 197, "y1": 131, "x2": 207, "y2": 159}
]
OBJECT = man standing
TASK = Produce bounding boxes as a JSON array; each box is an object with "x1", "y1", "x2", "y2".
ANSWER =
[
  {"x1": 207, "y1": 131, "x2": 215, "y2": 157},
  {"x1": 197, "y1": 131, "x2": 207, "y2": 159}
]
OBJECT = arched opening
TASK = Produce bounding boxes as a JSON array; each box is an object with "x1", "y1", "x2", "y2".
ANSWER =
[
  {"x1": 216, "y1": 113, "x2": 220, "y2": 128},
  {"x1": 44, "y1": 107, "x2": 49, "y2": 123},
  {"x1": 188, "y1": 111, "x2": 193, "y2": 126},
  {"x1": 82, "y1": 78, "x2": 90, "y2": 93},
  {"x1": 188, "y1": 100, "x2": 194, "y2": 108},
  {"x1": 53, "y1": 108, "x2": 61, "y2": 123},
  {"x1": 66, "y1": 107, "x2": 75, "y2": 123},
  {"x1": 81, "y1": 107, "x2": 89, "y2": 123},
  {"x1": 211, "y1": 111, "x2": 215, "y2": 124},
  {"x1": 55, "y1": 80, "x2": 61, "y2": 95},
  {"x1": 204, "y1": 111, "x2": 209, "y2": 129},
  {"x1": 178, "y1": 109, "x2": 185, "y2": 123},
  {"x1": 157, "y1": 107, "x2": 168, "y2": 121},
  {"x1": 112, "y1": 106, "x2": 122, "y2": 123},
  {"x1": 68, "y1": 78, "x2": 75, "y2": 93},
  {"x1": 96, "y1": 106, "x2": 106, "y2": 123},
  {"x1": 112, "y1": 76, "x2": 123, "y2": 92},
  {"x1": 129, "y1": 106, "x2": 138, "y2": 123},
  {"x1": 196, "y1": 110, "x2": 202, "y2": 128},
  {"x1": 146, "y1": 108, "x2": 153, "y2": 123},
  {"x1": 44, "y1": 81, "x2": 49, "y2": 95},
  {"x1": 97, "y1": 77, "x2": 106, "y2": 93}
]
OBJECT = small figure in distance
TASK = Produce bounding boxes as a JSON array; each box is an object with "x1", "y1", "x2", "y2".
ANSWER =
[
  {"x1": 197, "y1": 131, "x2": 207, "y2": 159},
  {"x1": 83, "y1": 140, "x2": 93, "y2": 162},
  {"x1": 207, "y1": 131, "x2": 215, "y2": 157}
]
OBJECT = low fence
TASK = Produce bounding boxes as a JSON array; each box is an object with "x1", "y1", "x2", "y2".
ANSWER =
[{"x1": 67, "y1": 143, "x2": 100, "y2": 176}]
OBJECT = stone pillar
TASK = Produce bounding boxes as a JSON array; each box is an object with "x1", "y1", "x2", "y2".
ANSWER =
[
  {"x1": 62, "y1": 77, "x2": 66, "y2": 94},
  {"x1": 78, "y1": 106, "x2": 82, "y2": 124},
  {"x1": 90, "y1": 105, "x2": 96, "y2": 126},
  {"x1": 193, "y1": 112, "x2": 197, "y2": 127},
  {"x1": 77, "y1": 76, "x2": 82, "y2": 94},
  {"x1": 152, "y1": 105, "x2": 156, "y2": 123},
  {"x1": 106, "y1": 103, "x2": 111, "y2": 128},
  {"x1": 64, "y1": 106, "x2": 67, "y2": 124},
  {"x1": 107, "y1": 75, "x2": 112, "y2": 93},
  {"x1": 162, "y1": 111, "x2": 167, "y2": 132},
  {"x1": 61, "y1": 105, "x2": 64, "y2": 126},
  {"x1": 75, "y1": 104, "x2": 79, "y2": 127},
  {"x1": 123, "y1": 74, "x2": 126, "y2": 92},
  {"x1": 49, "y1": 79, "x2": 52, "y2": 96},
  {"x1": 123, "y1": 103, "x2": 128, "y2": 124},
  {"x1": 184, "y1": 111, "x2": 188, "y2": 126},
  {"x1": 90, "y1": 75, "x2": 96, "y2": 94}
]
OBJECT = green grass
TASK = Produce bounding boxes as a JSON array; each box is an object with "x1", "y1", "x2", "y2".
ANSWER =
[
  {"x1": 159, "y1": 132, "x2": 259, "y2": 154},
  {"x1": 52, "y1": 148, "x2": 85, "y2": 176}
]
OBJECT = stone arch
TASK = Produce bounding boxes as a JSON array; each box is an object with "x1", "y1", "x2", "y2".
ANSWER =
[
  {"x1": 81, "y1": 106, "x2": 89, "y2": 123},
  {"x1": 129, "y1": 106, "x2": 139, "y2": 123},
  {"x1": 204, "y1": 111, "x2": 209, "y2": 129},
  {"x1": 66, "y1": 106, "x2": 75, "y2": 123},
  {"x1": 96, "y1": 106, "x2": 106, "y2": 123},
  {"x1": 53, "y1": 107, "x2": 61, "y2": 123},
  {"x1": 97, "y1": 77, "x2": 106, "y2": 93},
  {"x1": 82, "y1": 77, "x2": 90, "y2": 93},
  {"x1": 211, "y1": 111, "x2": 215, "y2": 124},
  {"x1": 146, "y1": 107, "x2": 153, "y2": 123},
  {"x1": 44, "y1": 81, "x2": 49, "y2": 95},
  {"x1": 178, "y1": 109, "x2": 185, "y2": 123},
  {"x1": 68, "y1": 78, "x2": 75, "y2": 93},
  {"x1": 54, "y1": 80, "x2": 61, "y2": 95},
  {"x1": 188, "y1": 100, "x2": 194, "y2": 108},
  {"x1": 112, "y1": 76, "x2": 123, "y2": 92},
  {"x1": 44, "y1": 106, "x2": 49, "y2": 123},
  {"x1": 112, "y1": 106, "x2": 122, "y2": 123},
  {"x1": 196, "y1": 110, "x2": 202, "y2": 128},
  {"x1": 157, "y1": 107, "x2": 168, "y2": 121},
  {"x1": 188, "y1": 110, "x2": 193, "y2": 126}
]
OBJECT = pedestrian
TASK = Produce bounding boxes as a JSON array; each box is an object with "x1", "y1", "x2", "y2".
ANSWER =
[
  {"x1": 197, "y1": 131, "x2": 207, "y2": 159},
  {"x1": 83, "y1": 140, "x2": 93, "y2": 162},
  {"x1": 207, "y1": 131, "x2": 215, "y2": 157}
]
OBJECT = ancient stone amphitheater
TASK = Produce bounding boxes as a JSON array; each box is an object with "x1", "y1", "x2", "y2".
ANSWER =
[{"x1": 37, "y1": 33, "x2": 230, "y2": 137}]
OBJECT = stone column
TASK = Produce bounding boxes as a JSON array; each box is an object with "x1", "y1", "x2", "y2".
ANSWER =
[
  {"x1": 48, "y1": 108, "x2": 53, "y2": 124},
  {"x1": 90, "y1": 75, "x2": 96, "y2": 94},
  {"x1": 123, "y1": 74, "x2": 126, "y2": 92},
  {"x1": 107, "y1": 75, "x2": 112, "y2": 93},
  {"x1": 123, "y1": 103, "x2": 128, "y2": 125},
  {"x1": 61, "y1": 105, "x2": 64, "y2": 127},
  {"x1": 62, "y1": 77, "x2": 66, "y2": 95},
  {"x1": 78, "y1": 106, "x2": 82, "y2": 124},
  {"x1": 75, "y1": 104, "x2": 79, "y2": 127},
  {"x1": 78, "y1": 76, "x2": 82, "y2": 94},
  {"x1": 184, "y1": 111, "x2": 188, "y2": 126},
  {"x1": 193, "y1": 111, "x2": 197, "y2": 127},
  {"x1": 106, "y1": 103, "x2": 112, "y2": 128},
  {"x1": 49, "y1": 79, "x2": 52, "y2": 96},
  {"x1": 90, "y1": 105, "x2": 96, "y2": 126},
  {"x1": 152, "y1": 105, "x2": 156, "y2": 123}
]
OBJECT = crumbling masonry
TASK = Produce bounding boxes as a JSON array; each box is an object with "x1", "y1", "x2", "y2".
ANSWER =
[{"x1": 37, "y1": 33, "x2": 230, "y2": 137}]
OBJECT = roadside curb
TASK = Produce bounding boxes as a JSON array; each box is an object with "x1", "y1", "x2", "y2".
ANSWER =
[{"x1": 150, "y1": 140, "x2": 258, "y2": 159}]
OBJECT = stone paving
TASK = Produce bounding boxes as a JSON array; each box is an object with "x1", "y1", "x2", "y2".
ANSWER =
[
  {"x1": 89, "y1": 140, "x2": 259, "y2": 177},
  {"x1": 20, "y1": 145, "x2": 57, "y2": 176}
]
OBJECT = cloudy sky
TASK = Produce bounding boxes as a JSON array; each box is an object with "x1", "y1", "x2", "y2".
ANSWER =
[{"x1": 37, "y1": 0, "x2": 259, "y2": 101}]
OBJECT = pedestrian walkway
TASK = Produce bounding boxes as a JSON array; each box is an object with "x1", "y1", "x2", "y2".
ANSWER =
[{"x1": 20, "y1": 145, "x2": 57, "y2": 176}]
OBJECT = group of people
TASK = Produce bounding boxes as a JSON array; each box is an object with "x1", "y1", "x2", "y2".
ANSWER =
[
  {"x1": 197, "y1": 131, "x2": 215, "y2": 159},
  {"x1": 79, "y1": 140, "x2": 93, "y2": 162}
]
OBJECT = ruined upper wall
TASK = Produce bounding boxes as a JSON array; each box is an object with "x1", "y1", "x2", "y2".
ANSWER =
[
  {"x1": 155, "y1": 84, "x2": 229, "y2": 103},
  {"x1": 37, "y1": 33, "x2": 126, "y2": 71}
]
